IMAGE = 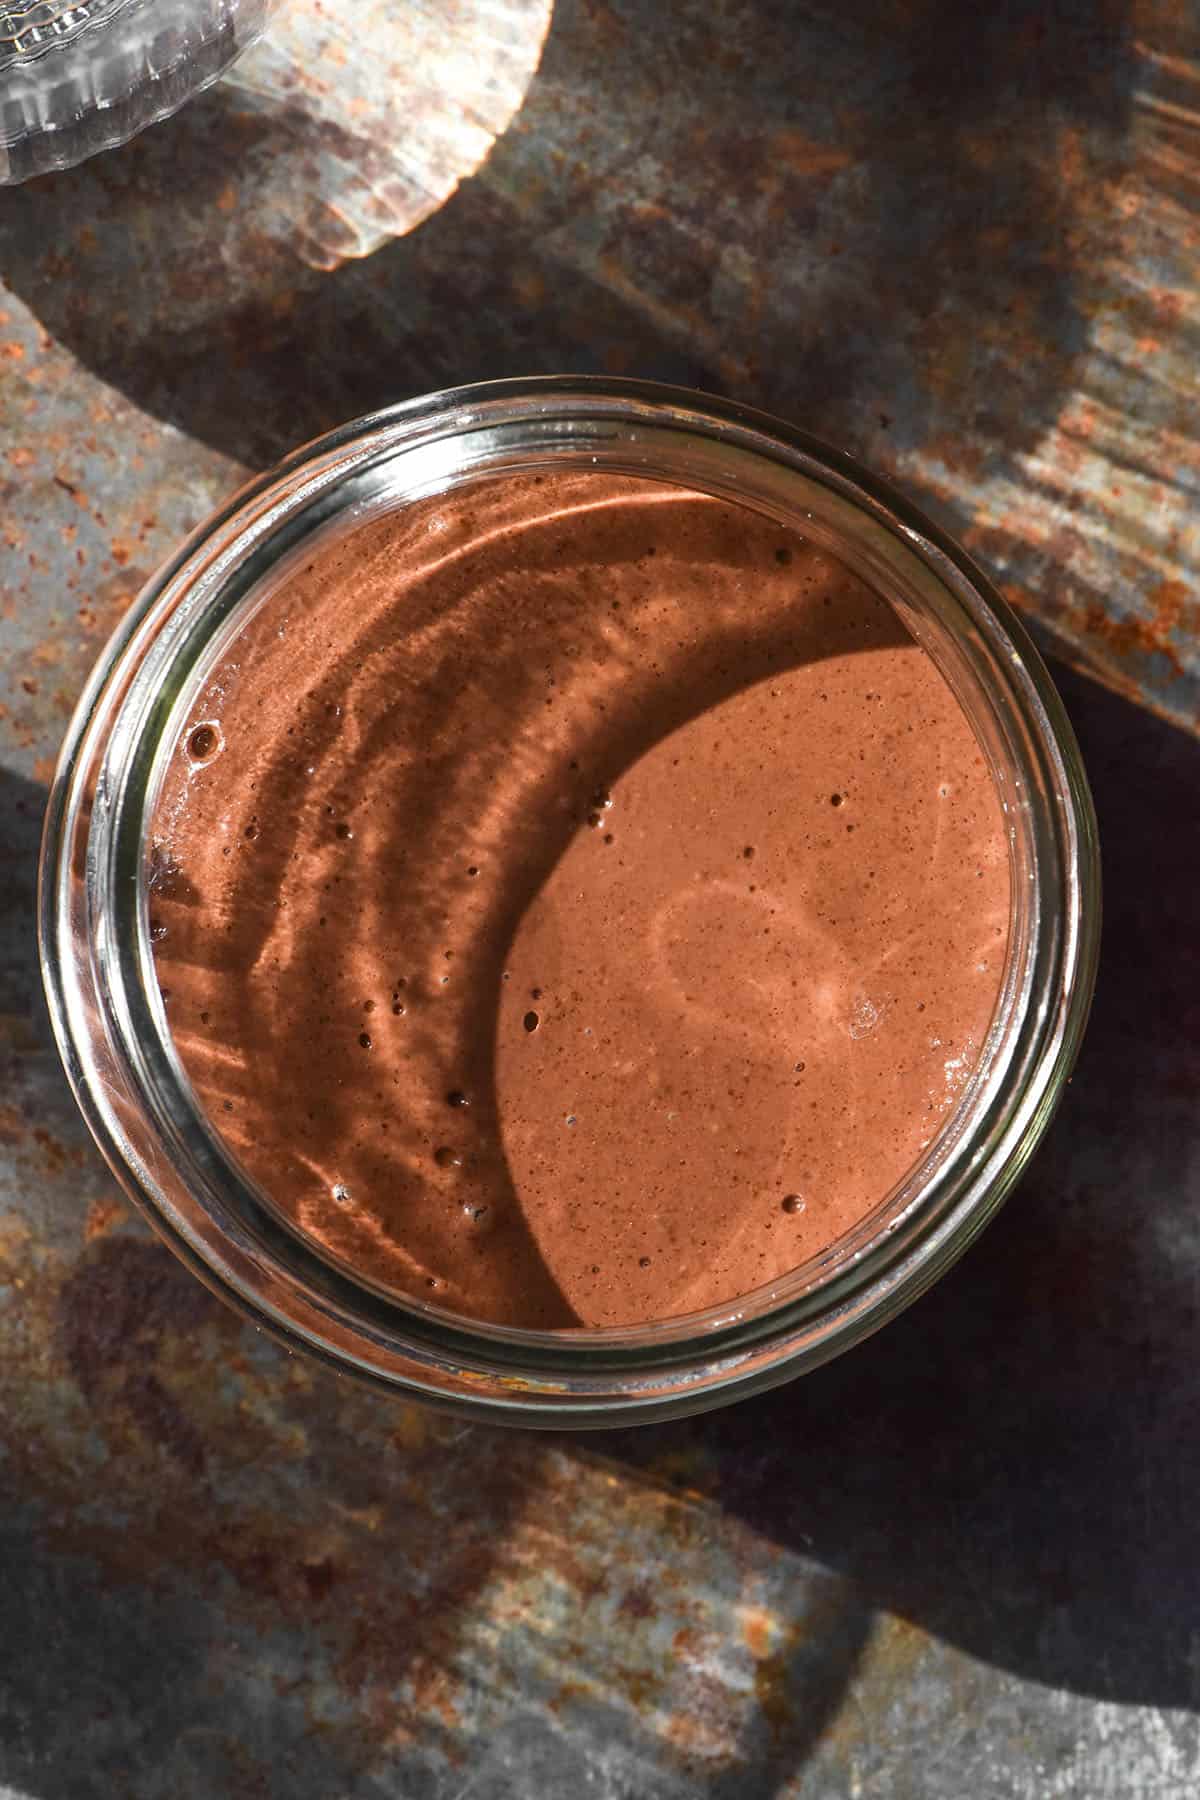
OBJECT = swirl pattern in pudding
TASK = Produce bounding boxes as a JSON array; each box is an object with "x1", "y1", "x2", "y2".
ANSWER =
[{"x1": 148, "y1": 471, "x2": 1010, "y2": 1328}]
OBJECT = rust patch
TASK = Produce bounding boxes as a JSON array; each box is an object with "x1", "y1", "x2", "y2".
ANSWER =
[
  {"x1": 57, "y1": 1236, "x2": 225, "y2": 1474},
  {"x1": 618, "y1": 1581, "x2": 657, "y2": 1621},
  {"x1": 1147, "y1": 576, "x2": 1199, "y2": 640},
  {"x1": 1084, "y1": 591, "x2": 1189, "y2": 681},
  {"x1": 390, "y1": 1404, "x2": 432, "y2": 1452},
  {"x1": 769, "y1": 127, "x2": 853, "y2": 180},
  {"x1": 84, "y1": 1194, "x2": 129, "y2": 1240},
  {"x1": 641, "y1": 1442, "x2": 719, "y2": 1497},
  {"x1": 31, "y1": 1125, "x2": 88, "y2": 1174},
  {"x1": 742, "y1": 1604, "x2": 773, "y2": 1660},
  {"x1": 753, "y1": 1623, "x2": 807, "y2": 1742}
]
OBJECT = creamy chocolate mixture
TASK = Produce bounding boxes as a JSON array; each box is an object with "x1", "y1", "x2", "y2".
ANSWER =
[{"x1": 149, "y1": 472, "x2": 1009, "y2": 1328}]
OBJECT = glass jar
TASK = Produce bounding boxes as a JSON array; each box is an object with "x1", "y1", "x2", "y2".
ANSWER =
[
  {"x1": 39, "y1": 379, "x2": 1100, "y2": 1425},
  {"x1": 0, "y1": 0, "x2": 277, "y2": 183}
]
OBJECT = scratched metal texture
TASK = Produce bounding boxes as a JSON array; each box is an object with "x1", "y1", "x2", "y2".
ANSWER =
[{"x1": 1, "y1": 1, "x2": 1199, "y2": 1795}]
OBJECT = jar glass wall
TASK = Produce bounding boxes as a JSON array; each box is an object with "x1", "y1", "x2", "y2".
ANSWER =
[{"x1": 39, "y1": 379, "x2": 1100, "y2": 1424}]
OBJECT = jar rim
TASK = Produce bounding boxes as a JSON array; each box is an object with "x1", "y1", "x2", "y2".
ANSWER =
[{"x1": 39, "y1": 376, "x2": 1101, "y2": 1423}]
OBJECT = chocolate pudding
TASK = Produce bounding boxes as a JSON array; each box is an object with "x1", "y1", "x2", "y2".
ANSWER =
[{"x1": 148, "y1": 471, "x2": 1010, "y2": 1329}]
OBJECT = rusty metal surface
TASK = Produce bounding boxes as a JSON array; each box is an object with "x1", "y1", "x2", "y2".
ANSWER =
[{"x1": 1, "y1": 1, "x2": 1199, "y2": 1794}]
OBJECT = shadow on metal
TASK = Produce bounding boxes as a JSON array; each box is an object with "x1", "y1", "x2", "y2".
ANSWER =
[{"x1": 0, "y1": 0, "x2": 1136, "y2": 473}]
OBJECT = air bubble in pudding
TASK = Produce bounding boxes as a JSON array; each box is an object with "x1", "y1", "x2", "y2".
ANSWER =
[{"x1": 187, "y1": 723, "x2": 222, "y2": 764}]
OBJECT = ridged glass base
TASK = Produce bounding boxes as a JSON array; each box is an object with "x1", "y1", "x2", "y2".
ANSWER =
[{"x1": 0, "y1": 0, "x2": 275, "y2": 181}]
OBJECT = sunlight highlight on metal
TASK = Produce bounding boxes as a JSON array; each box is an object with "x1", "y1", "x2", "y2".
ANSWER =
[
  {"x1": 223, "y1": 0, "x2": 555, "y2": 269},
  {"x1": 900, "y1": 26, "x2": 1200, "y2": 735}
]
